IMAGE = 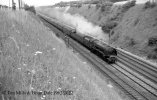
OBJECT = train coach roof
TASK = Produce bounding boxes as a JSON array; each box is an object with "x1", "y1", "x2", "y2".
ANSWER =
[
  {"x1": 84, "y1": 36, "x2": 95, "y2": 40},
  {"x1": 94, "y1": 40, "x2": 111, "y2": 48}
]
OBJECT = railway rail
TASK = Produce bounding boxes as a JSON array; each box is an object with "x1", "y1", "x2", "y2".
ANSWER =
[{"x1": 37, "y1": 13, "x2": 157, "y2": 100}]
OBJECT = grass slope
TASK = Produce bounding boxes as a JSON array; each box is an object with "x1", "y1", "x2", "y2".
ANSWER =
[{"x1": 0, "y1": 10, "x2": 124, "y2": 100}]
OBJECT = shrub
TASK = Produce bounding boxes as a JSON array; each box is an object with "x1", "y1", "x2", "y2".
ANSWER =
[
  {"x1": 148, "y1": 37, "x2": 157, "y2": 46},
  {"x1": 98, "y1": 15, "x2": 101, "y2": 21},
  {"x1": 92, "y1": 1, "x2": 100, "y2": 4},
  {"x1": 147, "y1": 47, "x2": 157, "y2": 60},
  {"x1": 124, "y1": 36, "x2": 137, "y2": 46},
  {"x1": 154, "y1": 47, "x2": 157, "y2": 52},
  {"x1": 100, "y1": 2, "x2": 113, "y2": 12},
  {"x1": 101, "y1": 21, "x2": 118, "y2": 33},
  {"x1": 100, "y1": 4, "x2": 107, "y2": 12},
  {"x1": 83, "y1": 0, "x2": 99, "y2": 4},
  {"x1": 109, "y1": 11, "x2": 122, "y2": 21},
  {"x1": 70, "y1": 4, "x2": 75, "y2": 7},
  {"x1": 121, "y1": 0, "x2": 136, "y2": 12},
  {"x1": 144, "y1": 1, "x2": 156, "y2": 9},
  {"x1": 110, "y1": 0, "x2": 127, "y2": 2},
  {"x1": 110, "y1": 30, "x2": 115, "y2": 36},
  {"x1": 110, "y1": 16, "x2": 117, "y2": 21},
  {"x1": 96, "y1": 4, "x2": 101, "y2": 9},
  {"x1": 77, "y1": 4, "x2": 82, "y2": 8},
  {"x1": 128, "y1": 38, "x2": 136, "y2": 46},
  {"x1": 147, "y1": 52, "x2": 157, "y2": 59},
  {"x1": 110, "y1": 31, "x2": 120, "y2": 42},
  {"x1": 88, "y1": 5, "x2": 91, "y2": 9},
  {"x1": 24, "y1": 4, "x2": 36, "y2": 14},
  {"x1": 70, "y1": 4, "x2": 82, "y2": 8},
  {"x1": 133, "y1": 18, "x2": 139, "y2": 26}
]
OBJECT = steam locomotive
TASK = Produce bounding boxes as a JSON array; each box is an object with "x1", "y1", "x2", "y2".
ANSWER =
[{"x1": 40, "y1": 15, "x2": 117, "y2": 63}]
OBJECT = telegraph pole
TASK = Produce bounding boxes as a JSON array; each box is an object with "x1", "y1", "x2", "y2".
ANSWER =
[
  {"x1": 20, "y1": 0, "x2": 23, "y2": 9},
  {"x1": 9, "y1": 0, "x2": 10, "y2": 8},
  {"x1": 21, "y1": 0, "x2": 24, "y2": 9},
  {"x1": 12, "y1": 0, "x2": 16, "y2": 10},
  {"x1": 18, "y1": 0, "x2": 21, "y2": 9}
]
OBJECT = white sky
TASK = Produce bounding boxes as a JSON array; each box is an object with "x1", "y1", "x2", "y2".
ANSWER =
[{"x1": 0, "y1": 0, "x2": 78, "y2": 7}]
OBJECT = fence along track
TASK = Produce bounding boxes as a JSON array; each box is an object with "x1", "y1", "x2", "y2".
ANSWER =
[{"x1": 38, "y1": 13, "x2": 157, "y2": 100}]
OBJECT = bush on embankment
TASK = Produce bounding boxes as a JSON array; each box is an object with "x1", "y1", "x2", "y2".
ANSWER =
[{"x1": 24, "y1": 4, "x2": 36, "y2": 14}]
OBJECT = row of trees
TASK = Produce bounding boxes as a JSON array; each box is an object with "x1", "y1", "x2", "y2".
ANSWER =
[
  {"x1": 54, "y1": 0, "x2": 127, "y2": 6},
  {"x1": 54, "y1": 0, "x2": 114, "y2": 8},
  {"x1": 0, "y1": 5, "x2": 9, "y2": 9},
  {"x1": 24, "y1": 4, "x2": 36, "y2": 14}
]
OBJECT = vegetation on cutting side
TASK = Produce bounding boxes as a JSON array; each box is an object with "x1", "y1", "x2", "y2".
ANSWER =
[
  {"x1": 147, "y1": 50, "x2": 157, "y2": 59},
  {"x1": 96, "y1": 3, "x2": 101, "y2": 9},
  {"x1": 101, "y1": 21, "x2": 118, "y2": 34},
  {"x1": 133, "y1": 18, "x2": 140, "y2": 26},
  {"x1": 83, "y1": 0, "x2": 100, "y2": 4},
  {"x1": 144, "y1": 36, "x2": 157, "y2": 59},
  {"x1": 100, "y1": 2, "x2": 113, "y2": 12},
  {"x1": 109, "y1": 0, "x2": 127, "y2": 2},
  {"x1": 88, "y1": 4, "x2": 91, "y2": 9},
  {"x1": 24, "y1": 4, "x2": 36, "y2": 14},
  {"x1": 53, "y1": 0, "x2": 115, "y2": 8},
  {"x1": 53, "y1": 0, "x2": 127, "y2": 7},
  {"x1": 148, "y1": 36, "x2": 157, "y2": 46},
  {"x1": 100, "y1": 4, "x2": 106, "y2": 12},
  {"x1": 121, "y1": 0, "x2": 136, "y2": 12},
  {"x1": 125, "y1": 36, "x2": 137, "y2": 46},
  {"x1": 70, "y1": 3, "x2": 82, "y2": 8},
  {"x1": 143, "y1": 1, "x2": 156, "y2": 9}
]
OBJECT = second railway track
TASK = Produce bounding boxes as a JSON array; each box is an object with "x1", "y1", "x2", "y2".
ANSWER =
[{"x1": 38, "y1": 13, "x2": 157, "y2": 100}]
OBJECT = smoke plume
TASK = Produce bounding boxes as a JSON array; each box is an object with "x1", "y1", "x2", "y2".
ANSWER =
[{"x1": 40, "y1": 7, "x2": 109, "y2": 42}]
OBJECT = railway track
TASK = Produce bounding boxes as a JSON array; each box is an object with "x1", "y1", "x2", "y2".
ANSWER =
[{"x1": 37, "y1": 13, "x2": 157, "y2": 100}]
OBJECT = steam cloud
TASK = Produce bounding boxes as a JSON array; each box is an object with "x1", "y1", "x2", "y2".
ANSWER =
[{"x1": 40, "y1": 7, "x2": 109, "y2": 42}]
